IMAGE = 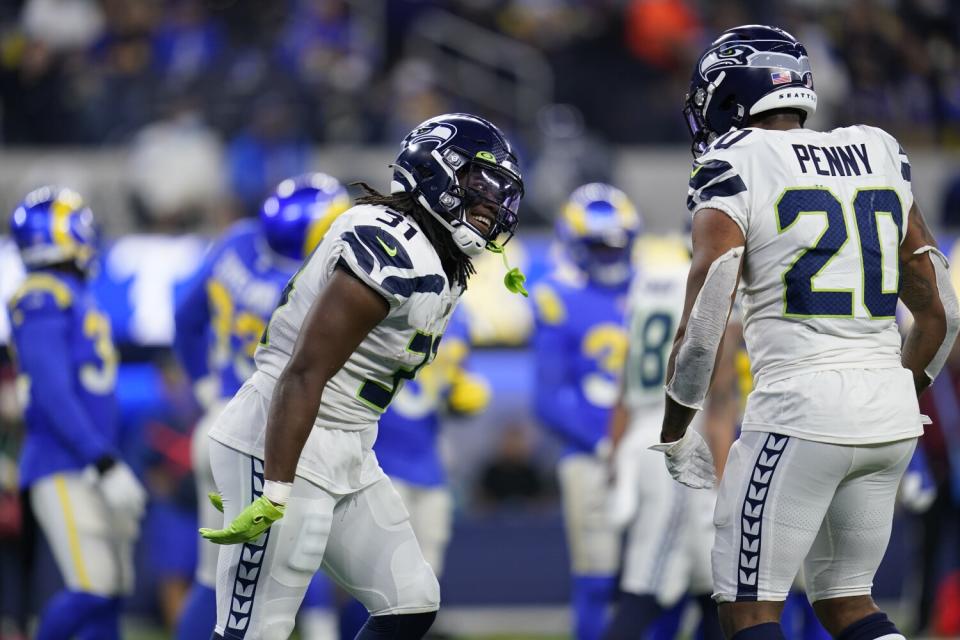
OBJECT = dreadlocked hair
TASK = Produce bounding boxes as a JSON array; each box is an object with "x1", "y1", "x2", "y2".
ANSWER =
[{"x1": 352, "y1": 182, "x2": 476, "y2": 288}]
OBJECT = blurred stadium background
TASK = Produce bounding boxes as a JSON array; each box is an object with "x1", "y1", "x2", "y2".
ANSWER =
[{"x1": 0, "y1": 0, "x2": 958, "y2": 638}]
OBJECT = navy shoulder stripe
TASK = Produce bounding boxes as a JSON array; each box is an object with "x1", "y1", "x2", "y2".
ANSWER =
[
  {"x1": 689, "y1": 159, "x2": 734, "y2": 192},
  {"x1": 699, "y1": 175, "x2": 747, "y2": 202},
  {"x1": 354, "y1": 225, "x2": 414, "y2": 270},
  {"x1": 901, "y1": 161, "x2": 911, "y2": 182},
  {"x1": 381, "y1": 274, "x2": 446, "y2": 297},
  {"x1": 341, "y1": 231, "x2": 375, "y2": 274}
]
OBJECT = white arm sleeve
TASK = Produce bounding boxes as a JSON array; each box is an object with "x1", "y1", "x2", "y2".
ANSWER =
[
  {"x1": 914, "y1": 246, "x2": 960, "y2": 382},
  {"x1": 665, "y1": 246, "x2": 743, "y2": 410}
]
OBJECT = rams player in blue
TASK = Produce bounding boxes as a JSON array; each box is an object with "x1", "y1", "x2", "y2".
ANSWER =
[
  {"x1": 532, "y1": 183, "x2": 642, "y2": 640},
  {"x1": 7, "y1": 187, "x2": 147, "y2": 640},
  {"x1": 174, "y1": 173, "x2": 350, "y2": 640}
]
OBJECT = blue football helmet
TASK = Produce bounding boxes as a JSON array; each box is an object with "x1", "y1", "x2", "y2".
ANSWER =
[
  {"x1": 391, "y1": 113, "x2": 524, "y2": 257},
  {"x1": 259, "y1": 172, "x2": 351, "y2": 261},
  {"x1": 9, "y1": 186, "x2": 98, "y2": 271},
  {"x1": 684, "y1": 25, "x2": 818, "y2": 156},
  {"x1": 557, "y1": 183, "x2": 642, "y2": 286}
]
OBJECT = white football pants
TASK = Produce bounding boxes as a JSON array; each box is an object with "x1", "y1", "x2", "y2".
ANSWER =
[{"x1": 210, "y1": 440, "x2": 439, "y2": 640}]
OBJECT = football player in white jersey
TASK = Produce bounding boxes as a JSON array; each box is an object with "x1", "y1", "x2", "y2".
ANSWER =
[
  {"x1": 605, "y1": 240, "x2": 738, "y2": 640},
  {"x1": 197, "y1": 113, "x2": 525, "y2": 640},
  {"x1": 652, "y1": 25, "x2": 960, "y2": 640}
]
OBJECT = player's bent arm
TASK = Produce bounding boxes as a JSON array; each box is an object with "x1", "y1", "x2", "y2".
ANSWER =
[
  {"x1": 899, "y1": 202, "x2": 960, "y2": 396},
  {"x1": 607, "y1": 380, "x2": 629, "y2": 453},
  {"x1": 608, "y1": 399, "x2": 629, "y2": 452},
  {"x1": 661, "y1": 208, "x2": 745, "y2": 443},
  {"x1": 263, "y1": 266, "x2": 389, "y2": 488},
  {"x1": 603, "y1": 391, "x2": 629, "y2": 485}
]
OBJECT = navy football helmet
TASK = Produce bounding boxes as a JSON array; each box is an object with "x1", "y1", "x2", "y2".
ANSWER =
[
  {"x1": 259, "y1": 173, "x2": 350, "y2": 261},
  {"x1": 391, "y1": 113, "x2": 524, "y2": 257},
  {"x1": 10, "y1": 186, "x2": 98, "y2": 271},
  {"x1": 683, "y1": 25, "x2": 818, "y2": 156}
]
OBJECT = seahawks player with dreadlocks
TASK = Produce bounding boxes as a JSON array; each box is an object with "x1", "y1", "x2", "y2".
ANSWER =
[{"x1": 199, "y1": 113, "x2": 525, "y2": 640}]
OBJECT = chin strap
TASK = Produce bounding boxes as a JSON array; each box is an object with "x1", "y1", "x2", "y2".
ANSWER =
[{"x1": 487, "y1": 243, "x2": 528, "y2": 297}]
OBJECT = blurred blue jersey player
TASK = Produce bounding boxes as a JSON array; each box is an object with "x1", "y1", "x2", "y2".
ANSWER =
[
  {"x1": 6, "y1": 186, "x2": 147, "y2": 640},
  {"x1": 532, "y1": 183, "x2": 642, "y2": 640},
  {"x1": 174, "y1": 173, "x2": 350, "y2": 640}
]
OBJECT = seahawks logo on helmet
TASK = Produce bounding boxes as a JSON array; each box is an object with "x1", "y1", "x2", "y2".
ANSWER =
[
  {"x1": 699, "y1": 45, "x2": 753, "y2": 76},
  {"x1": 406, "y1": 123, "x2": 457, "y2": 147},
  {"x1": 699, "y1": 43, "x2": 812, "y2": 81}
]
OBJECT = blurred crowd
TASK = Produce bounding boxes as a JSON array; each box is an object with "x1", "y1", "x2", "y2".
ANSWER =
[
  {"x1": 0, "y1": 0, "x2": 958, "y2": 149},
  {"x1": 0, "y1": 0, "x2": 959, "y2": 229}
]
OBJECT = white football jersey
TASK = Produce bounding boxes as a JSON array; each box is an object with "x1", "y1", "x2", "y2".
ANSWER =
[
  {"x1": 254, "y1": 204, "x2": 461, "y2": 431},
  {"x1": 688, "y1": 125, "x2": 922, "y2": 444},
  {"x1": 623, "y1": 260, "x2": 689, "y2": 417}
]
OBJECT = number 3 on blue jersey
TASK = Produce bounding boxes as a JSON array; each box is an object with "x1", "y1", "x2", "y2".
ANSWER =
[
  {"x1": 80, "y1": 310, "x2": 118, "y2": 393},
  {"x1": 776, "y1": 187, "x2": 903, "y2": 319}
]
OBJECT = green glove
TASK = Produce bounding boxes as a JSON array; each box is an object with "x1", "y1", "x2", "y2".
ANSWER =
[
  {"x1": 208, "y1": 492, "x2": 224, "y2": 513},
  {"x1": 199, "y1": 495, "x2": 285, "y2": 545}
]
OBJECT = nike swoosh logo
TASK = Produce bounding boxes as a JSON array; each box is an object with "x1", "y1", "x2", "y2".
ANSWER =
[{"x1": 377, "y1": 236, "x2": 398, "y2": 257}]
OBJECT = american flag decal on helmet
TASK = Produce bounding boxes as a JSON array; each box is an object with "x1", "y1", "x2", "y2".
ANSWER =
[{"x1": 770, "y1": 70, "x2": 792, "y2": 85}]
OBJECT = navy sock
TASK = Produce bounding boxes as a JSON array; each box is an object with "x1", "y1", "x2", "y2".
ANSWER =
[
  {"x1": 695, "y1": 594, "x2": 724, "y2": 640},
  {"x1": 731, "y1": 622, "x2": 787, "y2": 640},
  {"x1": 177, "y1": 582, "x2": 218, "y2": 640},
  {"x1": 603, "y1": 593, "x2": 662, "y2": 640},
  {"x1": 36, "y1": 591, "x2": 119, "y2": 640},
  {"x1": 354, "y1": 611, "x2": 437, "y2": 639},
  {"x1": 836, "y1": 612, "x2": 901, "y2": 640},
  {"x1": 572, "y1": 575, "x2": 616, "y2": 640}
]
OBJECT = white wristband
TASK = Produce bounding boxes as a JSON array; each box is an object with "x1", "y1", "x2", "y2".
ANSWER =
[{"x1": 263, "y1": 480, "x2": 293, "y2": 505}]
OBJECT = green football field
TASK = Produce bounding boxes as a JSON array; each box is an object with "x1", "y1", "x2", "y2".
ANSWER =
[{"x1": 126, "y1": 628, "x2": 568, "y2": 640}]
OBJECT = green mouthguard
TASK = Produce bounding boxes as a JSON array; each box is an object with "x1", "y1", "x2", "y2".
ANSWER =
[{"x1": 488, "y1": 243, "x2": 528, "y2": 297}]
